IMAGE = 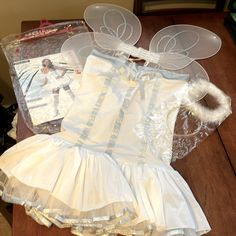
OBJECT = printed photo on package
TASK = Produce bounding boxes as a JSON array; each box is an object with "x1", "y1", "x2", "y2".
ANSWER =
[{"x1": 14, "y1": 51, "x2": 81, "y2": 125}]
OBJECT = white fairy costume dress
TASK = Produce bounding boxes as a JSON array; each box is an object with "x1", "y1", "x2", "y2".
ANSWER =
[
  {"x1": 42, "y1": 69, "x2": 71, "y2": 91},
  {"x1": 0, "y1": 50, "x2": 231, "y2": 236}
]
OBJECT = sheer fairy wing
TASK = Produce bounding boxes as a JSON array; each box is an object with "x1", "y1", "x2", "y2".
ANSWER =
[
  {"x1": 156, "y1": 52, "x2": 194, "y2": 70},
  {"x1": 61, "y1": 32, "x2": 194, "y2": 71},
  {"x1": 93, "y1": 32, "x2": 195, "y2": 70},
  {"x1": 61, "y1": 32, "x2": 115, "y2": 69},
  {"x1": 149, "y1": 24, "x2": 221, "y2": 60},
  {"x1": 84, "y1": 3, "x2": 142, "y2": 45},
  {"x1": 148, "y1": 59, "x2": 209, "y2": 100},
  {"x1": 148, "y1": 24, "x2": 220, "y2": 73},
  {"x1": 61, "y1": 32, "x2": 95, "y2": 70},
  {"x1": 84, "y1": 5, "x2": 193, "y2": 69},
  {"x1": 148, "y1": 24, "x2": 221, "y2": 70},
  {"x1": 92, "y1": 32, "x2": 190, "y2": 69}
]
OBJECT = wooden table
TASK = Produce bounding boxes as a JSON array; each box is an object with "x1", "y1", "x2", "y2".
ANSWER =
[{"x1": 13, "y1": 13, "x2": 236, "y2": 236}]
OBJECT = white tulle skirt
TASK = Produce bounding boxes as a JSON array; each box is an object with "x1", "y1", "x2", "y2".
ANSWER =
[{"x1": 0, "y1": 133, "x2": 211, "y2": 236}]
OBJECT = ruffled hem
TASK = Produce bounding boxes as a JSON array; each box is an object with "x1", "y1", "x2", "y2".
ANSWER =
[
  {"x1": 0, "y1": 167, "x2": 211, "y2": 236},
  {"x1": 0, "y1": 134, "x2": 136, "y2": 209},
  {"x1": 115, "y1": 158, "x2": 211, "y2": 236},
  {"x1": 0, "y1": 134, "x2": 211, "y2": 235},
  {"x1": 0, "y1": 173, "x2": 135, "y2": 219}
]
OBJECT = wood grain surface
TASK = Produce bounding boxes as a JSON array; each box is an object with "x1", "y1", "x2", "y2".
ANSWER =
[{"x1": 13, "y1": 12, "x2": 236, "y2": 236}]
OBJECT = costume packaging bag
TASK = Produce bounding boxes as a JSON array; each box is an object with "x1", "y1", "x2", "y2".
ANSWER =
[{"x1": 1, "y1": 21, "x2": 88, "y2": 134}]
